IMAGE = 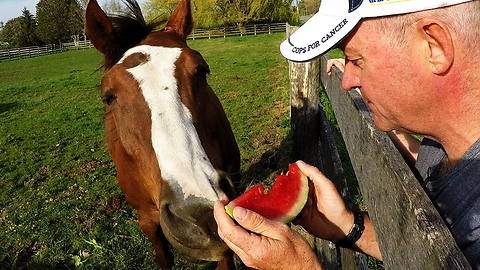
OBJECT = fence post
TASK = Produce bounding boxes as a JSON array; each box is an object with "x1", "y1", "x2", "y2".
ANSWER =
[
  {"x1": 287, "y1": 24, "x2": 321, "y2": 168},
  {"x1": 287, "y1": 24, "x2": 367, "y2": 270},
  {"x1": 287, "y1": 22, "x2": 330, "y2": 266}
]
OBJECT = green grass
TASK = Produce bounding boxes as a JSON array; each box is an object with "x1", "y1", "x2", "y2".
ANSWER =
[{"x1": 0, "y1": 33, "x2": 292, "y2": 269}]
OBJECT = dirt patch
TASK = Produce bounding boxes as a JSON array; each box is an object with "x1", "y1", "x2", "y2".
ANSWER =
[
  {"x1": 77, "y1": 160, "x2": 110, "y2": 174},
  {"x1": 223, "y1": 91, "x2": 239, "y2": 98},
  {"x1": 106, "y1": 193, "x2": 127, "y2": 216}
]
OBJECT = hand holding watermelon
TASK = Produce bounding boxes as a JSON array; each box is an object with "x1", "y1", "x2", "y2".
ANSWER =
[
  {"x1": 293, "y1": 161, "x2": 356, "y2": 242},
  {"x1": 213, "y1": 194, "x2": 323, "y2": 270},
  {"x1": 294, "y1": 161, "x2": 381, "y2": 258},
  {"x1": 213, "y1": 161, "x2": 380, "y2": 269}
]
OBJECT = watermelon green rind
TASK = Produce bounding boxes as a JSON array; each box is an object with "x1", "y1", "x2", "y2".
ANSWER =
[
  {"x1": 225, "y1": 163, "x2": 309, "y2": 223},
  {"x1": 284, "y1": 167, "x2": 309, "y2": 223}
]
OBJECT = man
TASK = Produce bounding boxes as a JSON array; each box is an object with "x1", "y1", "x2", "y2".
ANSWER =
[{"x1": 213, "y1": 0, "x2": 480, "y2": 269}]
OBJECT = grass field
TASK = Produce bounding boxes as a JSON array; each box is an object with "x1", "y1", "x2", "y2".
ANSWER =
[{"x1": 0, "y1": 33, "x2": 293, "y2": 269}]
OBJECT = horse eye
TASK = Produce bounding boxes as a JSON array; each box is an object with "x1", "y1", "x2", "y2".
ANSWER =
[
  {"x1": 196, "y1": 65, "x2": 210, "y2": 77},
  {"x1": 102, "y1": 90, "x2": 116, "y2": 106}
]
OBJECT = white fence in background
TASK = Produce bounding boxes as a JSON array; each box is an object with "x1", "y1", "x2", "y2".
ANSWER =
[{"x1": 0, "y1": 23, "x2": 287, "y2": 62}]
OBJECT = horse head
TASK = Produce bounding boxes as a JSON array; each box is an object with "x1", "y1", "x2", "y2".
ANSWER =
[{"x1": 85, "y1": 0, "x2": 240, "y2": 268}]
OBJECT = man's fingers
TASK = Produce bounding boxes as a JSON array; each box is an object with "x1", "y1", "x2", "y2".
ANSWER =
[{"x1": 296, "y1": 160, "x2": 330, "y2": 186}]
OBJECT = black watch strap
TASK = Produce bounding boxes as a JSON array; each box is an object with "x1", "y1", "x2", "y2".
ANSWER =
[{"x1": 336, "y1": 211, "x2": 365, "y2": 248}]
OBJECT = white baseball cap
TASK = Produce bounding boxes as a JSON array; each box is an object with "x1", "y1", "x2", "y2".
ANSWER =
[{"x1": 280, "y1": 0, "x2": 473, "y2": 62}]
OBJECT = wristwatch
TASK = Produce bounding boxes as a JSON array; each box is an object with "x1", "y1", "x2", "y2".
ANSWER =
[{"x1": 336, "y1": 211, "x2": 365, "y2": 248}]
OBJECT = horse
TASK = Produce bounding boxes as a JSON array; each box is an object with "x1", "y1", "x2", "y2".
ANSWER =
[{"x1": 84, "y1": 0, "x2": 241, "y2": 269}]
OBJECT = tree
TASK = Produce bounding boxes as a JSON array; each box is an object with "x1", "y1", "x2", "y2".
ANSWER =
[
  {"x1": 18, "y1": 7, "x2": 42, "y2": 47},
  {"x1": 249, "y1": 0, "x2": 300, "y2": 24},
  {"x1": 1, "y1": 18, "x2": 22, "y2": 48},
  {"x1": 191, "y1": 0, "x2": 223, "y2": 28},
  {"x1": 102, "y1": 0, "x2": 129, "y2": 15},
  {"x1": 36, "y1": 0, "x2": 84, "y2": 44},
  {"x1": 0, "y1": 7, "x2": 41, "y2": 48},
  {"x1": 143, "y1": 0, "x2": 181, "y2": 22},
  {"x1": 296, "y1": 0, "x2": 320, "y2": 16},
  {"x1": 143, "y1": 0, "x2": 299, "y2": 28},
  {"x1": 0, "y1": 21, "x2": 4, "y2": 48}
]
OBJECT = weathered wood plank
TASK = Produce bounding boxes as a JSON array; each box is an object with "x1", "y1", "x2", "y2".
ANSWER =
[
  {"x1": 289, "y1": 56, "x2": 322, "y2": 167},
  {"x1": 319, "y1": 55, "x2": 471, "y2": 269}
]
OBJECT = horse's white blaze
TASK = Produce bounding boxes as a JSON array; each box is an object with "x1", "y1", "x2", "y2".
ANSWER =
[{"x1": 120, "y1": 45, "x2": 222, "y2": 202}]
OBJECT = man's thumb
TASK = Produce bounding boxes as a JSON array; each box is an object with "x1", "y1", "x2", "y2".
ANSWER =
[
  {"x1": 233, "y1": 206, "x2": 248, "y2": 220},
  {"x1": 233, "y1": 206, "x2": 281, "y2": 237}
]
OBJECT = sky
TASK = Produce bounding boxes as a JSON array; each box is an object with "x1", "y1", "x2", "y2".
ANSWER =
[{"x1": 0, "y1": 0, "x2": 147, "y2": 24}]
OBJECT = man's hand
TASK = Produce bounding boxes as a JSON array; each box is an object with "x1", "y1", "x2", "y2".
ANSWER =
[
  {"x1": 295, "y1": 161, "x2": 382, "y2": 260},
  {"x1": 326, "y1": 58, "x2": 345, "y2": 75},
  {"x1": 294, "y1": 160, "x2": 354, "y2": 242},
  {"x1": 213, "y1": 198, "x2": 322, "y2": 270}
]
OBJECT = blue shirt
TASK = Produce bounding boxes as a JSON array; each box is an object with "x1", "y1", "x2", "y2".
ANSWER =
[{"x1": 415, "y1": 138, "x2": 480, "y2": 269}]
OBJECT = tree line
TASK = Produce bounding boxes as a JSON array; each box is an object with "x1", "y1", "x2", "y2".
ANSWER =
[
  {"x1": 0, "y1": 0, "x2": 312, "y2": 49},
  {"x1": 0, "y1": 0, "x2": 85, "y2": 49}
]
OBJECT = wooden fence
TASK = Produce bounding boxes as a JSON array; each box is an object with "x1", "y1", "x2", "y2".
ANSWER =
[
  {"x1": 189, "y1": 23, "x2": 286, "y2": 40},
  {"x1": 62, "y1": 40, "x2": 94, "y2": 50},
  {"x1": 0, "y1": 23, "x2": 286, "y2": 62},
  {"x1": 0, "y1": 44, "x2": 65, "y2": 62},
  {"x1": 287, "y1": 27, "x2": 472, "y2": 269}
]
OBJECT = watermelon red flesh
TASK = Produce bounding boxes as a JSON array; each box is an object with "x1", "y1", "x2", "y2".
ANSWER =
[{"x1": 225, "y1": 163, "x2": 309, "y2": 223}]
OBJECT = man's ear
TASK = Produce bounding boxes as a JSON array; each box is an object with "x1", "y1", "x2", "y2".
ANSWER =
[{"x1": 415, "y1": 18, "x2": 454, "y2": 74}]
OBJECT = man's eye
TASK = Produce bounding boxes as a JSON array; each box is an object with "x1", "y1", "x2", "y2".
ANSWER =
[{"x1": 348, "y1": 58, "x2": 361, "y2": 67}]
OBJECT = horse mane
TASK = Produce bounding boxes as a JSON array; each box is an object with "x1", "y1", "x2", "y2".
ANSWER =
[{"x1": 103, "y1": 0, "x2": 164, "y2": 69}]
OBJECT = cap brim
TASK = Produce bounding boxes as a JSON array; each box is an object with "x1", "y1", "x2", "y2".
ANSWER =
[{"x1": 280, "y1": 13, "x2": 361, "y2": 62}]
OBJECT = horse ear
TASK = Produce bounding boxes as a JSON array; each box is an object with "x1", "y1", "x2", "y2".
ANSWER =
[
  {"x1": 85, "y1": 0, "x2": 114, "y2": 55},
  {"x1": 165, "y1": 0, "x2": 194, "y2": 41}
]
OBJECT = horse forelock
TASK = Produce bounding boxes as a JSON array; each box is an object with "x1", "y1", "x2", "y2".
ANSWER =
[{"x1": 102, "y1": 1, "x2": 165, "y2": 70}]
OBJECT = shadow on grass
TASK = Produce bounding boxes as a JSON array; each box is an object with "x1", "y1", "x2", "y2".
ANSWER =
[
  {"x1": 239, "y1": 131, "x2": 293, "y2": 192},
  {"x1": 0, "y1": 248, "x2": 71, "y2": 270},
  {"x1": 0, "y1": 102, "x2": 19, "y2": 114}
]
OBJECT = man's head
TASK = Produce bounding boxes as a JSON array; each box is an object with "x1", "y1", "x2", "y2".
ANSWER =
[
  {"x1": 280, "y1": 0, "x2": 475, "y2": 62},
  {"x1": 282, "y1": 0, "x2": 480, "y2": 139}
]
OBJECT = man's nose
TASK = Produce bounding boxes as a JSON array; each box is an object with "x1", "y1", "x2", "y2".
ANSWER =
[{"x1": 341, "y1": 67, "x2": 361, "y2": 91}]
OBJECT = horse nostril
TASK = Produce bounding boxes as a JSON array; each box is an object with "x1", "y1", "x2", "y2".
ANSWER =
[{"x1": 217, "y1": 172, "x2": 237, "y2": 200}]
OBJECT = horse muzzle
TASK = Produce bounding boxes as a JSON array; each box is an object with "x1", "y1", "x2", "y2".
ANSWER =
[{"x1": 160, "y1": 201, "x2": 229, "y2": 262}]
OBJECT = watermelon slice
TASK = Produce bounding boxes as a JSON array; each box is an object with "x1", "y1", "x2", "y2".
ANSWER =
[{"x1": 225, "y1": 163, "x2": 309, "y2": 223}]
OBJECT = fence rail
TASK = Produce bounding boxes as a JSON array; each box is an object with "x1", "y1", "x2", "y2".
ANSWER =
[
  {"x1": 0, "y1": 23, "x2": 286, "y2": 62},
  {"x1": 189, "y1": 23, "x2": 286, "y2": 39},
  {"x1": 62, "y1": 40, "x2": 94, "y2": 50},
  {"x1": 0, "y1": 44, "x2": 65, "y2": 62}
]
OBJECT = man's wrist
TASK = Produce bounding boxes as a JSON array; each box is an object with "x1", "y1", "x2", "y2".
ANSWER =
[{"x1": 335, "y1": 211, "x2": 365, "y2": 248}]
